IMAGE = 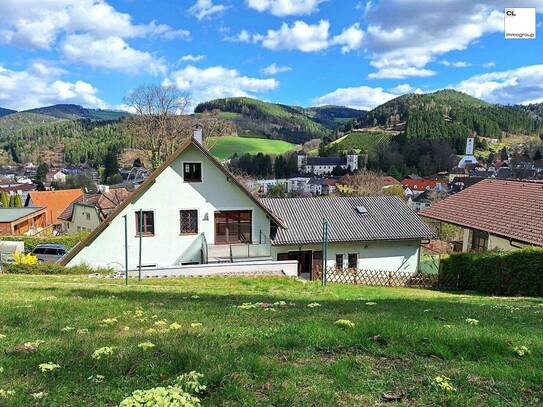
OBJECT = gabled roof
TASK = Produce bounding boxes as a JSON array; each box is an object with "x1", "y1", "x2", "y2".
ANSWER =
[
  {"x1": 401, "y1": 179, "x2": 437, "y2": 190},
  {"x1": 0, "y1": 207, "x2": 46, "y2": 223},
  {"x1": 26, "y1": 189, "x2": 82, "y2": 225},
  {"x1": 61, "y1": 138, "x2": 285, "y2": 266},
  {"x1": 420, "y1": 179, "x2": 543, "y2": 246},
  {"x1": 262, "y1": 196, "x2": 434, "y2": 245},
  {"x1": 58, "y1": 188, "x2": 130, "y2": 222},
  {"x1": 306, "y1": 156, "x2": 347, "y2": 166}
]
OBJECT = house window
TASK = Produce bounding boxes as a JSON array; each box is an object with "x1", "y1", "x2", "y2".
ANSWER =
[
  {"x1": 348, "y1": 253, "x2": 358, "y2": 269},
  {"x1": 135, "y1": 211, "x2": 155, "y2": 236},
  {"x1": 335, "y1": 254, "x2": 344, "y2": 270},
  {"x1": 86, "y1": 213, "x2": 91, "y2": 220},
  {"x1": 184, "y1": 162, "x2": 202, "y2": 182},
  {"x1": 471, "y1": 230, "x2": 488, "y2": 252},
  {"x1": 180, "y1": 210, "x2": 198, "y2": 234}
]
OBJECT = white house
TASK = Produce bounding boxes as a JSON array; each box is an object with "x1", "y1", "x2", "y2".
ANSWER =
[
  {"x1": 261, "y1": 196, "x2": 435, "y2": 280},
  {"x1": 62, "y1": 137, "x2": 287, "y2": 272},
  {"x1": 298, "y1": 155, "x2": 359, "y2": 175}
]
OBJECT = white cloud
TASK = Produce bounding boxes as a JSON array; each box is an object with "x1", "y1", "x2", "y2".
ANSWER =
[
  {"x1": 439, "y1": 60, "x2": 471, "y2": 68},
  {"x1": 359, "y1": 0, "x2": 541, "y2": 79},
  {"x1": 456, "y1": 64, "x2": 543, "y2": 105},
  {"x1": 258, "y1": 20, "x2": 330, "y2": 52},
  {"x1": 0, "y1": 62, "x2": 106, "y2": 110},
  {"x1": 313, "y1": 85, "x2": 402, "y2": 110},
  {"x1": 188, "y1": 0, "x2": 228, "y2": 20},
  {"x1": 389, "y1": 84, "x2": 423, "y2": 94},
  {"x1": 262, "y1": 63, "x2": 292, "y2": 75},
  {"x1": 61, "y1": 35, "x2": 166, "y2": 75},
  {"x1": 164, "y1": 65, "x2": 279, "y2": 107},
  {"x1": 246, "y1": 0, "x2": 325, "y2": 16},
  {"x1": 483, "y1": 62, "x2": 496, "y2": 68},
  {"x1": 180, "y1": 54, "x2": 206, "y2": 62},
  {"x1": 332, "y1": 23, "x2": 364, "y2": 53},
  {"x1": 225, "y1": 29, "x2": 254, "y2": 43},
  {"x1": 0, "y1": 0, "x2": 189, "y2": 49}
]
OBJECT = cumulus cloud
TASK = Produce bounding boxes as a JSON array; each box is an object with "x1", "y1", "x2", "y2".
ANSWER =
[
  {"x1": 0, "y1": 62, "x2": 106, "y2": 110},
  {"x1": 258, "y1": 20, "x2": 330, "y2": 52},
  {"x1": 439, "y1": 60, "x2": 471, "y2": 68},
  {"x1": 180, "y1": 54, "x2": 206, "y2": 62},
  {"x1": 225, "y1": 29, "x2": 254, "y2": 43},
  {"x1": 246, "y1": 0, "x2": 325, "y2": 16},
  {"x1": 188, "y1": 0, "x2": 228, "y2": 20},
  {"x1": 332, "y1": 23, "x2": 364, "y2": 53},
  {"x1": 61, "y1": 35, "x2": 166, "y2": 75},
  {"x1": 359, "y1": 0, "x2": 534, "y2": 79},
  {"x1": 389, "y1": 84, "x2": 423, "y2": 94},
  {"x1": 164, "y1": 65, "x2": 279, "y2": 107},
  {"x1": 456, "y1": 64, "x2": 543, "y2": 105},
  {"x1": 313, "y1": 85, "x2": 402, "y2": 111},
  {"x1": 483, "y1": 62, "x2": 496, "y2": 68},
  {"x1": 262, "y1": 63, "x2": 292, "y2": 75}
]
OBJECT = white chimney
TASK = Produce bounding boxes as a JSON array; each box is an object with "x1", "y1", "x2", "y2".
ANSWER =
[{"x1": 193, "y1": 124, "x2": 203, "y2": 144}]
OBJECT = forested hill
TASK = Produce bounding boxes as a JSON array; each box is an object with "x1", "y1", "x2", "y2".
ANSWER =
[
  {"x1": 195, "y1": 97, "x2": 366, "y2": 144},
  {"x1": 355, "y1": 89, "x2": 543, "y2": 151},
  {"x1": 0, "y1": 107, "x2": 16, "y2": 118}
]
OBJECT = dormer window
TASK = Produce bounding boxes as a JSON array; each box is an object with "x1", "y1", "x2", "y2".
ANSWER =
[{"x1": 184, "y1": 162, "x2": 202, "y2": 182}]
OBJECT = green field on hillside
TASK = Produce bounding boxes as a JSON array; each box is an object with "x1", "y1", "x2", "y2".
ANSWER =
[
  {"x1": 333, "y1": 130, "x2": 393, "y2": 152},
  {"x1": 209, "y1": 136, "x2": 297, "y2": 159},
  {"x1": 0, "y1": 275, "x2": 541, "y2": 406}
]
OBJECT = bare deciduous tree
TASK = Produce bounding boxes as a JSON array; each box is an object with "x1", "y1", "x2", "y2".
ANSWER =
[{"x1": 123, "y1": 84, "x2": 192, "y2": 168}]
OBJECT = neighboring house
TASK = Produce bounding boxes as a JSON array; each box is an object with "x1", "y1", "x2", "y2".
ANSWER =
[
  {"x1": 298, "y1": 155, "x2": 359, "y2": 175},
  {"x1": 61, "y1": 137, "x2": 286, "y2": 271},
  {"x1": 0, "y1": 183, "x2": 36, "y2": 203},
  {"x1": 58, "y1": 188, "x2": 130, "y2": 234},
  {"x1": 46, "y1": 169, "x2": 67, "y2": 184},
  {"x1": 420, "y1": 179, "x2": 543, "y2": 252},
  {"x1": 305, "y1": 178, "x2": 324, "y2": 195},
  {"x1": 25, "y1": 189, "x2": 83, "y2": 227},
  {"x1": 287, "y1": 177, "x2": 310, "y2": 194},
  {"x1": 449, "y1": 176, "x2": 485, "y2": 193},
  {"x1": 261, "y1": 196, "x2": 434, "y2": 279},
  {"x1": 401, "y1": 179, "x2": 438, "y2": 194},
  {"x1": 0, "y1": 207, "x2": 47, "y2": 235},
  {"x1": 408, "y1": 190, "x2": 431, "y2": 212}
]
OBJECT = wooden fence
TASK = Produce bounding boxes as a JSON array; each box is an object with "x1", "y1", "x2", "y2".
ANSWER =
[{"x1": 314, "y1": 267, "x2": 440, "y2": 289}]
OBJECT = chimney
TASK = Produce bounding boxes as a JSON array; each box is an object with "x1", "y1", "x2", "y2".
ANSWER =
[{"x1": 193, "y1": 124, "x2": 203, "y2": 144}]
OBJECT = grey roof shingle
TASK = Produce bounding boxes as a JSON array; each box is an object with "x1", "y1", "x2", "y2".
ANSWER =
[
  {"x1": 261, "y1": 196, "x2": 435, "y2": 245},
  {"x1": 306, "y1": 156, "x2": 346, "y2": 166}
]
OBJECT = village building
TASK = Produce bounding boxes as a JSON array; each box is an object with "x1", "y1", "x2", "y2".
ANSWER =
[
  {"x1": 0, "y1": 207, "x2": 47, "y2": 235},
  {"x1": 25, "y1": 189, "x2": 83, "y2": 228},
  {"x1": 297, "y1": 154, "x2": 359, "y2": 175},
  {"x1": 420, "y1": 179, "x2": 543, "y2": 252}
]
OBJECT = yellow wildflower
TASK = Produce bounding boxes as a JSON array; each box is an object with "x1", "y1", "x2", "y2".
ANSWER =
[
  {"x1": 168, "y1": 322, "x2": 182, "y2": 331},
  {"x1": 191, "y1": 323, "x2": 203, "y2": 329},
  {"x1": 137, "y1": 342, "x2": 156, "y2": 351},
  {"x1": 38, "y1": 362, "x2": 61, "y2": 372},
  {"x1": 334, "y1": 319, "x2": 355, "y2": 329},
  {"x1": 92, "y1": 347, "x2": 115, "y2": 360}
]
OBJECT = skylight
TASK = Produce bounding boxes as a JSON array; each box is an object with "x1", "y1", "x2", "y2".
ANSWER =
[{"x1": 356, "y1": 206, "x2": 368, "y2": 214}]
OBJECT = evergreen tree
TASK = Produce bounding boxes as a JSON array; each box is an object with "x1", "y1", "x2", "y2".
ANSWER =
[
  {"x1": 36, "y1": 162, "x2": 49, "y2": 182},
  {"x1": 13, "y1": 194, "x2": 23, "y2": 208},
  {"x1": 102, "y1": 149, "x2": 119, "y2": 183},
  {"x1": 500, "y1": 147, "x2": 509, "y2": 161},
  {"x1": 0, "y1": 191, "x2": 9, "y2": 208}
]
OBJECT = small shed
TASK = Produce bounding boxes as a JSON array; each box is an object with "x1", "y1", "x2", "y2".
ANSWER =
[{"x1": 0, "y1": 207, "x2": 47, "y2": 235}]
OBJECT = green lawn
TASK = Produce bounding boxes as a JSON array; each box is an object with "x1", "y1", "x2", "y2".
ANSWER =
[
  {"x1": 209, "y1": 136, "x2": 297, "y2": 160},
  {"x1": 333, "y1": 131, "x2": 393, "y2": 153},
  {"x1": 0, "y1": 275, "x2": 542, "y2": 406}
]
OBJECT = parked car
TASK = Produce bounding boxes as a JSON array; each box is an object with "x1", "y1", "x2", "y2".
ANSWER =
[{"x1": 32, "y1": 244, "x2": 67, "y2": 263}]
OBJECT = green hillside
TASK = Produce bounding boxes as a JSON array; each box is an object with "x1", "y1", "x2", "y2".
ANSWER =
[
  {"x1": 332, "y1": 130, "x2": 394, "y2": 153},
  {"x1": 26, "y1": 104, "x2": 129, "y2": 121},
  {"x1": 0, "y1": 107, "x2": 16, "y2": 118},
  {"x1": 195, "y1": 97, "x2": 364, "y2": 144},
  {"x1": 209, "y1": 135, "x2": 296, "y2": 160}
]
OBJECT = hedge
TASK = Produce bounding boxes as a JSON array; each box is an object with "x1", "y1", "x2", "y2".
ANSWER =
[
  {"x1": 0, "y1": 232, "x2": 87, "y2": 254},
  {"x1": 439, "y1": 247, "x2": 543, "y2": 297},
  {"x1": 1, "y1": 263, "x2": 113, "y2": 275}
]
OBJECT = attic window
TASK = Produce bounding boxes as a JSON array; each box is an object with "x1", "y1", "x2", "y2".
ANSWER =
[{"x1": 356, "y1": 206, "x2": 368, "y2": 214}]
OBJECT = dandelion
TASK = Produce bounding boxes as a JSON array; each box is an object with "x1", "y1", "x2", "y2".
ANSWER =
[
  {"x1": 146, "y1": 328, "x2": 158, "y2": 335},
  {"x1": 0, "y1": 389, "x2": 15, "y2": 398},
  {"x1": 465, "y1": 318, "x2": 479, "y2": 326},
  {"x1": 24, "y1": 339, "x2": 45, "y2": 348},
  {"x1": 138, "y1": 342, "x2": 156, "y2": 351},
  {"x1": 513, "y1": 346, "x2": 531, "y2": 357},
  {"x1": 92, "y1": 347, "x2": 115, "y2": 360},
  {"x1": 134, "y1": 309, "x2": 144, "y2": 318},
  {"x1": 76, "y1": 328, "x2": 89, "y2": 335},
  {"x1": 334, "y1": 319, "x2": 355, "y2": 329},
  {"x1": 38, "y1": 362, "x2": 61, "y2": 372},
  {"x1": 168, "y1": 322, "x2": 182, "y2": 331},
  {"x1": 154, "y1": 320, "x2": 168, "y2": 328},
  {"x1": 32, "y1": 392, "x2": 46, "y2": 399},
  {"x1": 307, "y1": 303, "x2": 321, "y2": 308},
  {"x1": 433, "y1": 376, "x2": 456, "y2": 392},
  {"x1": 365, "y1": 302, "x2": 377, "y2": 306},
  {"x1": 101, "y1": 318, "x2": 118, "y2": 325},
  {"x1": 191, "y1": 323, "x2": 203, "y2": 329},
  {"x1": 61, "y1": 326, "x2": 75, "y2": 332}
]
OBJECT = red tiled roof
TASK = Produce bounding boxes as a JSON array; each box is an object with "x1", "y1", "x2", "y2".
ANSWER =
[
  {"x1": 420, "y1": 179, "x2": 543, "y2": 246},
  {"x1": 401, "y1": 179, "x2": 437, "y2": 190},
  {"x1": 26, "y1": 189, "x2": 82, "y2": 225}
]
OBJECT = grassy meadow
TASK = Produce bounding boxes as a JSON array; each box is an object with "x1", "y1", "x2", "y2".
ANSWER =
[
  {"x1": 332, "y1": 130, "x2": 393, "y2": 153},
  {"x1": 0, "y1": 275, "x2": 542, "y2": 406},
  {"x1": 209, "y1": 136, "x2": 296, "y2": 160}
]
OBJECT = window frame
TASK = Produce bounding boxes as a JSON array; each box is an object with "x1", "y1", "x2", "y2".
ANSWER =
[
  {"x1": 335, "y1": 254, "x2": 344, "y2": 270},
  {"x1": 347, "y1": 253, "x2": 358, "y2": 269},
  {"x1": 135, "y1": 210, "x2": 155, "y2": 237},
  {"x1": 180, "y1": 209, "x2": 199, "y2": 235},
  {"x1": 183, "y1": 161, "x2": 203, "y2": 183},
  {"x1": 471, "y1": 230, "x2": 488, "y2": 252}
]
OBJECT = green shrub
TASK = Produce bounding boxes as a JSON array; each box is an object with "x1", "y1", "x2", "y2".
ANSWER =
[
  {"x1": 0, "y1": 232, "x2": 87, "y2": 254},
  {"x1": 439, "y1": 248, "x2": 543, "y2": 296},
  {"x1": 1, "y1": 262, "x2": 112, "y2": 275}
]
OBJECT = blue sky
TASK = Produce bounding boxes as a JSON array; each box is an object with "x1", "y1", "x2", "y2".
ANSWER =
[{"x1": 0, "y1": 0, "x2": 542, "y2": 111}]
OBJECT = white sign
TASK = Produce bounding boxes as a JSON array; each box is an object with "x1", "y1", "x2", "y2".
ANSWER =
[{"x1": 504, "y1": 8, "x2": 536, "y2": 39}]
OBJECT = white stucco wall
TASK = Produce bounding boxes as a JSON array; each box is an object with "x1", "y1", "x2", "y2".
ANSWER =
[
  {"x1": 462, "y1": 228, "x2": 530, "y2": 252},
  {"x1": 67, "y1": 144, "x2": 272, "y2": 270},
  {"x1": 67, "y1": 204, "x2": 100, "y2": 234},
  {"x1": 271, "y1": 240, "x2": 421, "y2": 274}
]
